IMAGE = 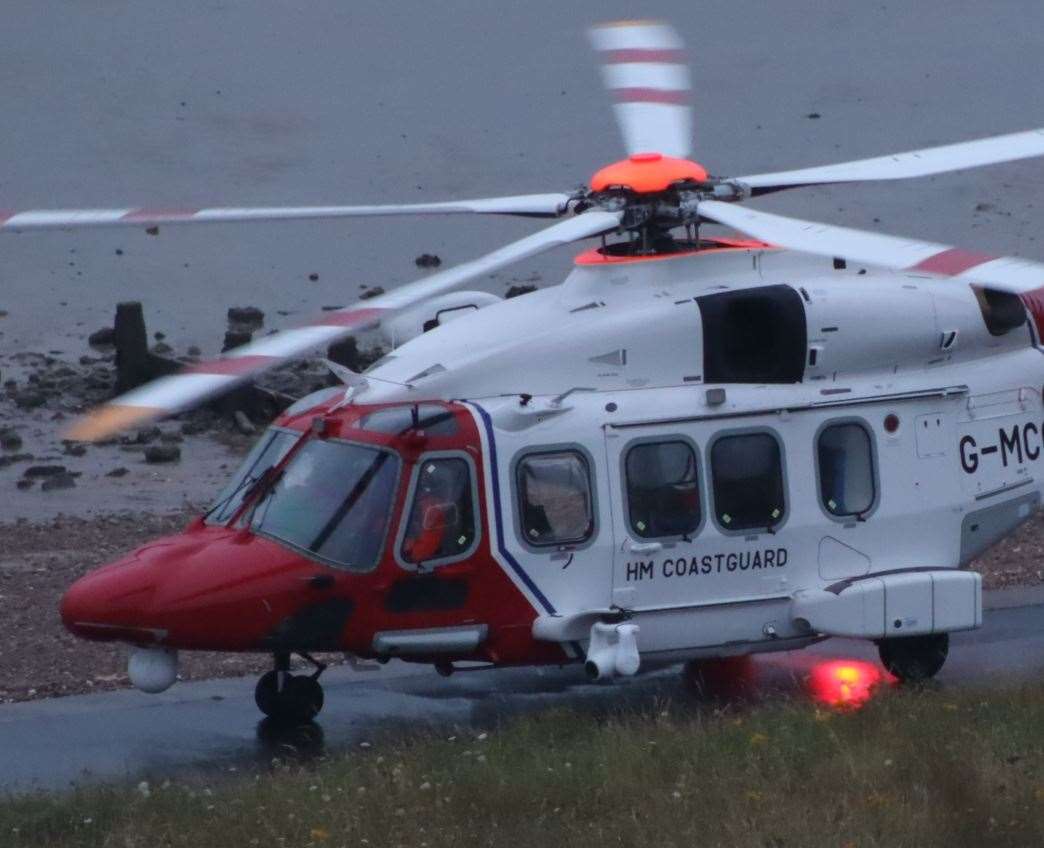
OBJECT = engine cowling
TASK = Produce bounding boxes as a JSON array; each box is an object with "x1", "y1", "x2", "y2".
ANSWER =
[{"x1": 380, "y1": 291, "x2": 501, "y2": 348}]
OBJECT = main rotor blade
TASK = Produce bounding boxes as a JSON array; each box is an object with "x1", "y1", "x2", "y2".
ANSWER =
[
  {"x1": 737, "y1": 128, "x2": 1044, "y2": 195},
  {"x1": 699, "y1": 199, "x2": 1044, "y2": 295},
  {"x1": 589, "y1": 20, "x2": 692, "y2": 159},
  {"x1": 0, "y1": 194, "x2": 572, "y2": 231},
  {"x1": 64, "y1": 209, "x2": 623, "y2": 442}
]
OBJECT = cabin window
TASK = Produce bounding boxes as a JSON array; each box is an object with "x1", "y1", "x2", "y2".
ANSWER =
[
  {"x1": 818, "y1": 422, "x2": 875, "y2": 517},
  {"x1": 697, "y1": 285, "x2": 807, "y2": 383},
  {"x1": 625, "y1": 440, "x2": 701, "y2": 538},
  {"x1": 400, "y1": 457, "x2": 477, "y2": 565},
  {"x1": 205, "y1": 428, "x2": 299, "y2": 525},
  {"x1": 710, "y1": 432, "x2": 785, "y2": 531},
  {"x1": 517, "y1": 450, "x2": 594, "y2": 546}
]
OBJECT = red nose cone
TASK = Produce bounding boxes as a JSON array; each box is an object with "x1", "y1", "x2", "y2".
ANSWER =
[
  {"x1": 590, "y1": 153, "x2": 708, "y2": 193},
  {"x1": 60, "y1": 559, "x2": 160, "y2": 643}
]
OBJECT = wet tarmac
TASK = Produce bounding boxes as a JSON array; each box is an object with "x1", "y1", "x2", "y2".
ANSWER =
[{"x1": 1, "y1": 591, "x2": 1041, "y2": 794}]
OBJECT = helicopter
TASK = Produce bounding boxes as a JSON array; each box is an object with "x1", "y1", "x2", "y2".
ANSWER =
[{"x1": 8, "y1": 19, "x2": 1044, "y2": 721}]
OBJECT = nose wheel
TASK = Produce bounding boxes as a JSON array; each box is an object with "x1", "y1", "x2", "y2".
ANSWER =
[{"x1": 255, "y1": 652, "x2": 326, "y2": 722}]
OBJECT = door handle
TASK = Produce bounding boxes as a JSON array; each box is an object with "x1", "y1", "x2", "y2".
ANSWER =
[{"x1": 627, "y1": 540, "x2": 663, "y2": 554}]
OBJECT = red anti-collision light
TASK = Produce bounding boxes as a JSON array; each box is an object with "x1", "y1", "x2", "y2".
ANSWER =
[{"x1": 808, "y1": 659, "x2": 886, "y2": 708}]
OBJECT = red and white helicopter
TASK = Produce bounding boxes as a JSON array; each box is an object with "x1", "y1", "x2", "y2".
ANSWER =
[{"x1": 9, "y1": 21, "x2": 1044, "y2": 720}]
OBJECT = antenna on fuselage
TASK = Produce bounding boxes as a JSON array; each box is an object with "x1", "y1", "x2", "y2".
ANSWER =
[{"x1": 323, "y1": 359, "x2": 414, "y2": 390}]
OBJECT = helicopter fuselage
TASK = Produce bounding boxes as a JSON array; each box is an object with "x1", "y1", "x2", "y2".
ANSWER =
[{"x1": 60, "y1": 242, "x2": 1044, "y2": 684}]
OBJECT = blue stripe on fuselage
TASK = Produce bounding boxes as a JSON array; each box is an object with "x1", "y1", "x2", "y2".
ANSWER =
[{"x1": 468, "y1": 402, "x2": 556, "y2": 616}]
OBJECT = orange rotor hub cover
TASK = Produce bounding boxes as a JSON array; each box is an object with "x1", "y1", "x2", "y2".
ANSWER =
[{"x1": 590, "y1": 152, "x2": 709, "y2": 193}]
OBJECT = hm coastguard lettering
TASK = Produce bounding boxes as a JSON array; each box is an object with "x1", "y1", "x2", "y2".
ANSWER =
[{"x1": 624, "y1": 548, "x2": 788, "y2": 582}]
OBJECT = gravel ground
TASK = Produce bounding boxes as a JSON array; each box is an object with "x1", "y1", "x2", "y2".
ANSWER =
[
  {"x1": 1, "y1": 506, "x2": 1041, "y2": 704},
  {"x1": 0, "y1": 510, "x2": 279, "y2": 704}
]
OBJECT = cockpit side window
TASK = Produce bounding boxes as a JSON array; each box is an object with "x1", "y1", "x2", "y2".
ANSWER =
[
  {"x1": 400, "y1": 457, "x2": 477, "y2": 565},
  {"x1": 205, "y1": 428, "x2": 299, "y2": 525},
  {"x1": 516, "y1": 450, "x2": 594, "y2": 546}
]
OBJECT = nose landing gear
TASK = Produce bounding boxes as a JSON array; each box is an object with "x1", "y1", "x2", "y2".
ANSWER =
[{"x1": 255, "y1": 652, "x2": 326, "y2": 722}]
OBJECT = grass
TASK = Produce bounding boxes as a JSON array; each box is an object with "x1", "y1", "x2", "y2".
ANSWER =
[{"x1": 2, "y1": 682, "x2": 1042, "y2": 848}]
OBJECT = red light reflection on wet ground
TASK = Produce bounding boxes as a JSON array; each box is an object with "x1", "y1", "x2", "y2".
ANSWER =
[{"x1": 806, "y1": 658, "x2": 891, "y2": 708}]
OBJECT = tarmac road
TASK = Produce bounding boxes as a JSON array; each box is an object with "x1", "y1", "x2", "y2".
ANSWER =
[{"x1": 1, "y1": 588, "x2": 1041, "y2": 794}]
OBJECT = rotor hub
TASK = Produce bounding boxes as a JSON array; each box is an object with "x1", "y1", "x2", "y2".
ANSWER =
[{"x1": 590, "y1": 152, "x2": 709, "y2": 193}]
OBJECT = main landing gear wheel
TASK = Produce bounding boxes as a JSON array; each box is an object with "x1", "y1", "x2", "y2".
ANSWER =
[
  {"x1": 877, "y1": 633, "x2": 949, "y2": 683},
  {"x1": 255, "y1": 652, "x2": 327, "y2": 722},
  {"x1": 255, "y1": 671, "x2": 325, "y2": 722},
  {"x1": 682, "y1": 656, "x2": 755, "y2": 699}
]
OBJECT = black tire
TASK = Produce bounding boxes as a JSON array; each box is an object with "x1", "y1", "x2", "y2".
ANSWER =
[
  {"x1": 255, "y1": 670, "x2": 283, "y2": 718},
  {"x1": 254, "y1": 671, "x2": 324, "y2": 722},
  {"x1": 878, "y1": 632, "x2": 949, "y2": 682},
  {"x1": 284, "y1": 675, "x2": 324, "y2": 721},
  {"x1": 683, "y1": 655, "x2": 755, "y2": 699}
]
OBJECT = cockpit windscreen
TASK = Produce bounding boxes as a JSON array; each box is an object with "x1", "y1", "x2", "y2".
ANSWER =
[{"x1": 250, "y1": 439, "x2": 400, "y2": 571}]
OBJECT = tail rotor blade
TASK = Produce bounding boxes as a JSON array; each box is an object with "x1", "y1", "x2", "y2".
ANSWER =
[
  {"x1": 589, "y1": 20, "x2": 692, "y2": 158},
  {"x1": 64, "y1": 209, "x2": 623, "y2": 441}
]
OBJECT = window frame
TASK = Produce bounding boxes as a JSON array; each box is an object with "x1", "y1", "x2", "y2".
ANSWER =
[
  {"x1": 620, "y1": 435, "x2": 705, "y2": 541},
  {"x1": 250, "y1": 436, "x2": 403, "y2": 574},
  {"x1": 813, "y1": 417, "x2": 879, "y2": 523},
  {"x1": 394, "y1": 449, "x2": 482, "y2": 571},
  {"x1": 510, "y1": 444, "x2": 598, "y2": 552},
  {"x1": 706, "y1": 426, "x2": 789, "y2": 536},
  {"x1": 206, "y1": 425, "x2": 302, "y2": 527}
]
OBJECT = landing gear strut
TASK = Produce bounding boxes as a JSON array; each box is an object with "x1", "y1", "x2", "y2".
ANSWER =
[
  {"x1": 255, "y1": 652, "x2": 326, "y2": 721},
  {"x1": 877, "y1": 633, "x2": 949, "y2": 683}
]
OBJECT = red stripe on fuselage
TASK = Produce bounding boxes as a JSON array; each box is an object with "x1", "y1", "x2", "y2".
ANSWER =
[
  {"x1": 1020, "y1": 286, "x2": 1044, "y2": 343},
  {"x1": 611, "y1": 87, "x2": 688, "y2": 105},
  {"x1": 0, "y1": 210, "x2": 14, "y2": 225},
  {"x1": 602, "y1": 48, "x2": 687, "y2": 64},
  {"x1": 910, "y1": 247, "x2": 996, "y2": 276},
  {"x1": 184, "y1": 354, "x2": 277, "y2": 376}
]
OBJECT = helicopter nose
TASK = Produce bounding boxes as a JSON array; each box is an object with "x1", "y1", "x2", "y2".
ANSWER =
[{"x1": 60, "y1": 559, "x2": 162, "y2": 643}]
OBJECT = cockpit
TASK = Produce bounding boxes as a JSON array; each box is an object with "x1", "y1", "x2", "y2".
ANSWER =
[{"x1": 204, "y1": 399, "x2": 479, "y2": 574}]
